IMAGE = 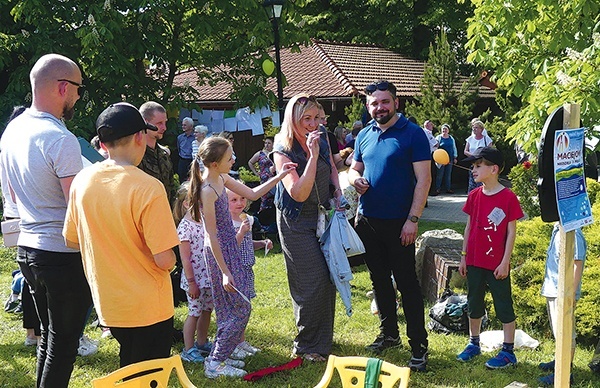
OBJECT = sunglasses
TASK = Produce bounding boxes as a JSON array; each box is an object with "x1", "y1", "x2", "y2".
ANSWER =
[
  {"x1": 58, "y1": 79, "x2": 85, "y2": 97},
  {"x1": 365, "y1": 81, "x2": 396, "y2": 96},
  {"x1": 296, "y1": 95, "x2": 317, "y2": 106}
]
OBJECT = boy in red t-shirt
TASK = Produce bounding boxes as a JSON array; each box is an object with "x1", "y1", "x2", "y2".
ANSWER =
[{"x1": 457, "y1": 147, "x2": 524, "y2": 369}]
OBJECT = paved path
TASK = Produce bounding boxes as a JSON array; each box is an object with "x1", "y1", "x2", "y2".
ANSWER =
[{"x1": 421, "y1": 193, "x2": 468, "y2": 223}]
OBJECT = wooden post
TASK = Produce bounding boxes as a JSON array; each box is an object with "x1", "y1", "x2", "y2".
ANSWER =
[{"x1": 554, "y1": 103, "x2": 579, "y2": 387}]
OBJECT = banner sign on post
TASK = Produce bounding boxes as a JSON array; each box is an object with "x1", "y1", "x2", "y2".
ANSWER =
[{"x1": 553, "y1": 128, "x2": 593, "y2": 231}]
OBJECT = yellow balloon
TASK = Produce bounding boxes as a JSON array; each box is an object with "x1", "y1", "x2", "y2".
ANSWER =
[
  {"x1": 433, "y1": 149, "x2": 450, "y2": 165},
  {"x1": 262, "y1": 59, "x2": 275, "y2": 76}
]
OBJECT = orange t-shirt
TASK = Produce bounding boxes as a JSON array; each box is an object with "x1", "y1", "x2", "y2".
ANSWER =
[{"x1": 64, "y1": 161, "x2": 180, "y2": 327}]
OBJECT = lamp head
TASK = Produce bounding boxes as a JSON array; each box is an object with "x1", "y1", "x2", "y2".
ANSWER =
[{"x1": 263, "y1": 0, "x2": 285, "y2": 20}]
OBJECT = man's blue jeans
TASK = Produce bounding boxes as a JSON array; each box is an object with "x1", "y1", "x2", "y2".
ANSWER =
[{"x1": 17, "y1": 247, "x2": 92, "y2": 388}]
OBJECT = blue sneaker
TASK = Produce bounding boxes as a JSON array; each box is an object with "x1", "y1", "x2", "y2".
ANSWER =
[
  {"x1": 194, "y1": 340, "x2": 213, "y2": 356},
  {"x1": 485, "y1": 350, "x2": 517, "y2": 369},
  {"x1": 457, "y1": 343, "x2": 481, "y2": 362},
  {"x1": 538, "y1": 373, "x2": 573, "y2": 386},
  {"x1": 180, "y1": 347, "x2": 204, "y2": 363}
]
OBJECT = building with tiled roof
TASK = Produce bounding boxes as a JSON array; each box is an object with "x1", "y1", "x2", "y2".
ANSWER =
[{"x1": 173, "y1": 39, "x2": 496, "y2": 117}]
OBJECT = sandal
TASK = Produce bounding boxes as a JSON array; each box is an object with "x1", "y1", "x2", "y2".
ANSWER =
[{"x1": 302, "y1": 353, "x2": 326, "y2": 362}]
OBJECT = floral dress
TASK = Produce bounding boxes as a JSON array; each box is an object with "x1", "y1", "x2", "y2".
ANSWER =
[{"x1": 177, "y1": 217, "x2": 210, "y2": 291}]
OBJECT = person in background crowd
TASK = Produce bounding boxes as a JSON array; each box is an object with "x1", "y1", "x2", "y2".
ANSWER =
[
  {"x1": 90, "y1": 135, "x2": 109, "y2": 159},
  {"x1": 333, "y1": 126, "x2": 347, "y2": 151},
  {"x1": 464, "y1": 120, "x2": 493, "y2": 193},
  {"x1": 139, "y1": 101, "x2": 176, "y2": 205},
  {"x1": 248, "y1": 136, "x2": 276, "y2": 213},
  {"x1": 177, "y1": 117, "x2": 195, "y2": 181},
  {"x1": 317, "y1": 106, "x2": 345, "y2": 171},
  {"x1": 192, "y1": 125, "x2": 208, "y2": 174},
  {"x1": 434, "y1": 123, "x2": 457, "y2": 195},
  {"x1": 423, "y1": 120, "x2": 439, "y2": 196},
  {"x1": 345, "y1": 121, "x2": 363, "y2": 149},
  {"x1": 192, "y1": 125, "x2": 208, "y2": 159}
]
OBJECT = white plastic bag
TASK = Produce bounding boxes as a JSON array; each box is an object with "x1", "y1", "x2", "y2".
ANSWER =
[{"x1": 479, "y1": 329, "x2": 539, "y2": 352}]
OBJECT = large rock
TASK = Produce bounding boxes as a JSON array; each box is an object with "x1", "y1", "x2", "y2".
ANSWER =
[{"x1": 416, "y1": 229, "x2": 464, "y2": 285}]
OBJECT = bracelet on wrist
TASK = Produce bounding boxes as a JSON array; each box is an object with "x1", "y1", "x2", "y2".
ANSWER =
[{"x1": 461, "y1": 251, "x2": 467, "y2": 256}]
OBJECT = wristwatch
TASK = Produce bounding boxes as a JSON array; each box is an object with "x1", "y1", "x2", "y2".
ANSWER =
[{"x1": 408, "y1": 215, "x2": 419, "y2": 223}]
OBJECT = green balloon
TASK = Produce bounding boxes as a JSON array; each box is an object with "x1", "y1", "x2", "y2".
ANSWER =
[{"x1": 262, "y1": 59, "x2": 275, "y2": 76}]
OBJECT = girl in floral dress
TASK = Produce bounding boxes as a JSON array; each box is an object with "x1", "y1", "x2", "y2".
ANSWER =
[{"x1": 173, "y1": 183, "x2": 213, "y2": 363}]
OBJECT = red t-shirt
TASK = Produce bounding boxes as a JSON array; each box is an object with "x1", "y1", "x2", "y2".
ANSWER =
[{"x1": 462, "y1": 187, "x2": 524, "y2": 270}]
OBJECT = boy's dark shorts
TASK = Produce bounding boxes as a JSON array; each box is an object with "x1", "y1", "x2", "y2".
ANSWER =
[{"x1": 466, "y1": 265, "x2": 516, "y2": 323}]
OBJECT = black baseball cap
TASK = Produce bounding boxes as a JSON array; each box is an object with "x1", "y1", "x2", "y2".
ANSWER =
[
  {"x1": 96, "y1": 102, "x2": 157, "y2": 143},
  {"x1": 463, "y1": 146, "x2": 504, "y2": 169}
]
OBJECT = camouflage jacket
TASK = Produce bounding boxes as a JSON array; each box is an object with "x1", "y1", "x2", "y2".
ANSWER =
[{"x1": 138, "y1": 143, "x2": 176, "y2": 206}]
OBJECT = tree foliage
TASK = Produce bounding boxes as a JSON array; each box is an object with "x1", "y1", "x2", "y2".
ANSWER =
[
  {"x1": 299, "y1": 0, "x2": 474, "y2": 61},
  {"x1": 0, "y1": 0, "x2": 309, "y2": 139},
  {"x1": 465, "y1": 0, "x2": 600, "y2": 154},
  {"x1": 405, "y1": 30, "x2": 477, "y2": 147}
]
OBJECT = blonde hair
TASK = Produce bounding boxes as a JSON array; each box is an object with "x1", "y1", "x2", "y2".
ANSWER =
[
  {"x1": 275, "y1": 94, "x2": 322, "y2": 150},
  {"x1": 471, "y1": 120, "x2": 485, "y2": 130},
  {"x1": 172, "y1": 182, "x2": 190, "y2": 226},
  {"x1": 334, "y1": 126, "x2": 346, "y2": 143},
  {"x1": 187, "y1": 136, "x2": 231, "y2": 222}
]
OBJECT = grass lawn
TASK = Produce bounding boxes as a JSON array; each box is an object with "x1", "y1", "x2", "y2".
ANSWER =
[{"x1": 1, "y1": 221, "x2": 599, "y2": 387}]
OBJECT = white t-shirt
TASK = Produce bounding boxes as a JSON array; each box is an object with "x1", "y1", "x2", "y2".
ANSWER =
[
  {"x1": 466, "y1": 134, "x2": 493, "y2": 153},
  {"x1": 0, "y1": 108, "x2": 82, "y2": 252}
]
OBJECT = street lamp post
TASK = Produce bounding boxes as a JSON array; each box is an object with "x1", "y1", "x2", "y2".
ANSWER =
[{"x1": 263, "y1": 0, "x2": 285, "y2": 123}]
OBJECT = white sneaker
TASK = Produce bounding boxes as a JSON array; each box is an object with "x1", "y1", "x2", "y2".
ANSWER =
[
  {"x1": 100, "y1": 328, "x2": 113, "y2": 339},
  {"x1": 24, "y1": 337, "x2": 38, "y2": 346},
  {"x1": 224, "y1": 358, "x2": 245, "y2": 368},
  {"x1": 238, "y1": 341, "x2": 260, "y2": 355},
  {"x1": 230, "y1": 346, "x2": 251, "y2": 360},
  {"x1": 78, "y1": 335, "x2": 98, "y2": 356},
  {"x1": 204, "y1": 359, "x2": 247, "y2": 378}
]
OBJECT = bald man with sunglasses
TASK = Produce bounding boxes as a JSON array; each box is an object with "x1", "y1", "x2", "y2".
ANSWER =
[{"x1": 0, "y1": 53, "x2": 92, "y2": 387}]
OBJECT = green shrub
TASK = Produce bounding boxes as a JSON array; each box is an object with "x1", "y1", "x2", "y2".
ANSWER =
[
  {"x1": 508, "y1": 160, "x2": 539, "y2": 218},
  {"x1": 587, "y1": 177, "x2": 600, "y2": 206},
  {"x1": 238, "y1": 166, "x2": 260, "y2": 183}
]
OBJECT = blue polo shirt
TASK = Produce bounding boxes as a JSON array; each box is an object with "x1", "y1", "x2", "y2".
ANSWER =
[{"x1": 354, "y1": 114, "x2": 430, "y2": 219}]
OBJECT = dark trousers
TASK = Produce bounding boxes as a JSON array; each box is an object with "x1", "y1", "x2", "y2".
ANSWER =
[
  {"x1": 356, "y1": 216, "x2": 428, "y2": 353},
  {"x1": 22, "y1": 278, "x2": 41, "y2": 335},
  {"x1": 111, "y1": 317, "x2": 174, "y2": 367},
  {"x1": 177, "y1": 158, "x2": 192, "y2": 182},
  {"x1": 17, "y1": 247, "x2": 92, "y2": 388}
]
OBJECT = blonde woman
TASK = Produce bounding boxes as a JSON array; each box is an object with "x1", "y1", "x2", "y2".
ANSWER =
[{"x1": 271, "y1": 94, "x2": 342, "y2": 362}]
